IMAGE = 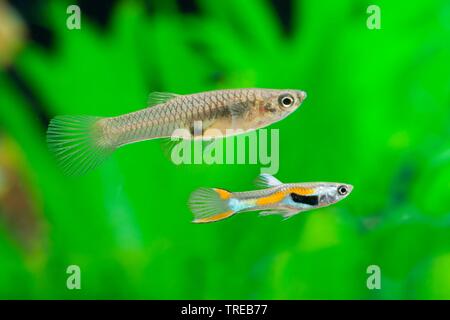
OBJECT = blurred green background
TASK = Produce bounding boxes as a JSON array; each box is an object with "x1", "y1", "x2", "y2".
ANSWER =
[{"x1": 0, "y1": 0, "x2": 449, "y2": 299}]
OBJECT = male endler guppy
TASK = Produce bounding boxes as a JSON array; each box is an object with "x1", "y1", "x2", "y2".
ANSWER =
[{"x1": 189, "y1": 174, "x2": 353, "y2": 223}]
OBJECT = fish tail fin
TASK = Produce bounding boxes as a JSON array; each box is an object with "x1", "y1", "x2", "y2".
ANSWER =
[
  {"x1": 189, "y1": 188, "x2": 237, "y2": 223},
  {"x1": 46, "y1": 115, "x2": 115, "y2": 176}
]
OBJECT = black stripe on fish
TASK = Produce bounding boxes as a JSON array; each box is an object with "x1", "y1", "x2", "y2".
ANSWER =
[{"x1": 290, "y1": 193, "x2": 319, "y2": 206}]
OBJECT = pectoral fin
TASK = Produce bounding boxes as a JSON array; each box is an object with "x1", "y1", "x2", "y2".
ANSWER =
[{"x1": 229, "y1": 102, "x2": 248, "y2": 129}]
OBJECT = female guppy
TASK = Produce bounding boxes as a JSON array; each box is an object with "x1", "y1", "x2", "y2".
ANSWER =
[
  {"x1": 189, "y1": 174, "x2": 353, "y2": 223},
  {"x1": 47, "y1": 88, "x2": 307, "y2": 175}
]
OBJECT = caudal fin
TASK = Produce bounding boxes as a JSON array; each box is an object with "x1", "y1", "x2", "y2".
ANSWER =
[
  {"x1": 46, "y1": 115, "x2": 115, "y2": 176},
  {"x1": 189, "y1": 188, "x2": 236, "y2": 223}
]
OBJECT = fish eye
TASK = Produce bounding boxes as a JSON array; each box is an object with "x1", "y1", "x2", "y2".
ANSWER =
[
  {"x1": 278, "y1": 94, "x2": 295, "y2": 108},
  {"x1": 337, "y1": 185, "x2": 348, "y2": 195}
]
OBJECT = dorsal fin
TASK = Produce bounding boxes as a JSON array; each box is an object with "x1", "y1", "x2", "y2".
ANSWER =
[
  {"x1": 148, "y1": 92, "x2": 180, "y2": 106},
  {"x1": 254, "y1": 174, "x2": 283, "y2": 188}
]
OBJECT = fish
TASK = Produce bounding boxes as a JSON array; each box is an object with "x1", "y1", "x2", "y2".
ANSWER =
[
  {"x1": 189, "y1": 174, "x2": 353, "y2": 223},
  {"x1": 46, "y1": 88, "x2": 307, "y2": 175}
]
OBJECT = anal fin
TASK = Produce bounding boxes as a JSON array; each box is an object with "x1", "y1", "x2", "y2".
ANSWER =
[{"x1": 259, "y1": 208, "x2": 299, "y2": 219}]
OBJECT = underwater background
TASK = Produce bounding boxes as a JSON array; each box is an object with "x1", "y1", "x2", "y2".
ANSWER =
[{"x1": 0, "y1": 0, "x2": 449, "y2": 299}]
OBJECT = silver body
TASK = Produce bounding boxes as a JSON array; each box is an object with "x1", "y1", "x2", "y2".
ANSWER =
[{"x1": 99, "y1": 88, "x2": 307, "y2": 148}]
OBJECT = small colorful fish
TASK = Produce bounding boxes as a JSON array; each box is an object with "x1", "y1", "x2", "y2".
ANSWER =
[
  {"x1": 47, "y1": 88, "x2": 307, "y2": 175},
  {"x1": 189, "y1": 174, "x2": 353, "y2": 223}
]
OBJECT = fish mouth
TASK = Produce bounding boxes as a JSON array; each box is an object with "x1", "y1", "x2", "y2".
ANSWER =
[
  {"x1": 346, "y1": 184, "x2": 354, "y2": 194},
  {"x1": 299, "y1": 90, "x2": 307, "y2": 102}
]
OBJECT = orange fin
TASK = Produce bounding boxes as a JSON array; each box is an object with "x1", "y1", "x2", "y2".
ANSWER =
[
  {"x1": 193, "y1": 210, "x2": 235, "y2": 223},
  {"x1": 189, "y1": 188, "x2": 236, "y2": 223}
]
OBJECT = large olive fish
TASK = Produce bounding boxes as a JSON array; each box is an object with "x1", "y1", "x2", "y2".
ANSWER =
[
  {"x1": 47, "y1": 88, "x2": 307, "y2": 175},
  {"x1": 189, "y1": 174, "x2": 353, "y2": 223}
]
